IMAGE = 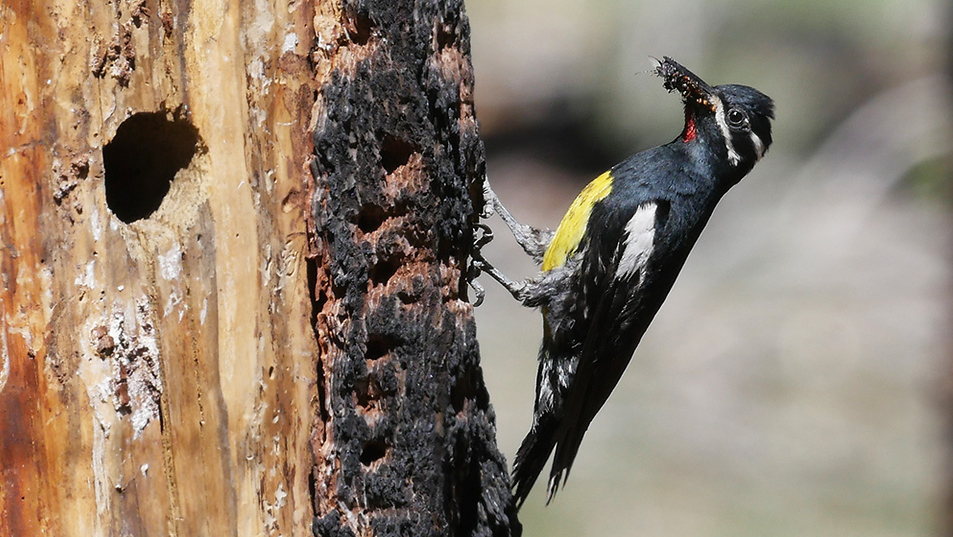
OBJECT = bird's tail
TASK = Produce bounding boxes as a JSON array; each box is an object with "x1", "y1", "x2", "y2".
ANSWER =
[
  {"x1": 547, "y1": 419, "x2": 587, "y2": 500},
  {"x1": 511, "y1": 417, "x2": 559, "y2": 509}
]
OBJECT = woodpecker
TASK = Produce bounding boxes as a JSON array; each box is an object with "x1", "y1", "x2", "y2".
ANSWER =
[{"x1": 472, "y1": 57, "x2": 775, "y2": 507}]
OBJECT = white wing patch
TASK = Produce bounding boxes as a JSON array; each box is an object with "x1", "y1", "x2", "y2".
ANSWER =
[{"x1": 615, "y1": 203, "x2": 657, "y2": 286}]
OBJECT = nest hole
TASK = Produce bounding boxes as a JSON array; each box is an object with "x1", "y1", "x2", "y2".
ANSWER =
[
  {"x1": 369, "y1": 254, "x2": 402, "y2": 287},
  {"x1": 345, "y1": 10, "x2": 375, "y2": 45},
  {"x1": 435, "y1": 21, "x2": 457, "y2": 50},
  {"x1": 360, "y1": 438, "x2": 388, "y2": 466},
  {"x1": 356, "y1": 204, "x2": 387, "y2": 234},
  {"x1": 365, "y1": 334, "x2": 395, "y2": 362},
  {"x1": 103, "y1": 111, "x2": 200, "y2": 223},
  {"x1": 379, "y1": 133, "x2": 416, "y2": 175},
  {"x1": 354, "y1": 377, "x2": 381, "y2": 409}
]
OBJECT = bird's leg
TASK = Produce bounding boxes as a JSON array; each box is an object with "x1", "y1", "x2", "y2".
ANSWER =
[
  {"x1": 469, "y1": 251, "x2": 529, "y2": 303},
  {"x1": 468, "y1": 177, "x2": 548, "y2": 305},
  {"x1": 482, "y1": 179, "x2": 553, "y2": 264}
]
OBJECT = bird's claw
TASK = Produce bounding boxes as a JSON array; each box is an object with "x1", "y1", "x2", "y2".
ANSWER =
[
  {"x1": 474, "y1": 222, "x2": 494, "y2": 249},
  {"x1": 467, "y1": 252, "x2": 491, "y2": 307}
]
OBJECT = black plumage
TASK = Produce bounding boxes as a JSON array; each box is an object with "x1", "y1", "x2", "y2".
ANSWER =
[{"x1": 475, "y1": 57, "x2": 775, "y2": 508}]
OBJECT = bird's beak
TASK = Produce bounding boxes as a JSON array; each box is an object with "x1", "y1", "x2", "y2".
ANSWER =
[{"x1": 654, "y1": 57, "x2": 717, "y2": 113}]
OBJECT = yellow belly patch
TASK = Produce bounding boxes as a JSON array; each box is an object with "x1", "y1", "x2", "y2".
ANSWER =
[{"x1": 542, "y1": 171, "x2": 613, "y2": 271}]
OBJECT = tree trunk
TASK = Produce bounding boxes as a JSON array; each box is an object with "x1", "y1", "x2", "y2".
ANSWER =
[
  {"x1": 310, "y1": 1, "x2": 518, "y2": 535},
  {"x1": 0, "y1": 0, "x2": 516, "y2": 535}
]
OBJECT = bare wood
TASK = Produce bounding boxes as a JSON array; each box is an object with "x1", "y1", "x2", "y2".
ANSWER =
[{"x1": 1, "y1": 1, "x2": 316, "y2": 535}]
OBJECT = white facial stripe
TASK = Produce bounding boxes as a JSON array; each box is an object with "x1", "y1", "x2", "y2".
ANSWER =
[
  {"x1": 712, "y1": 96, "x2": 741, "y2": 166},
  {"x1": 616, "y1": 203, "x2": 656, "y2": 286},
  {"x1": 750, "y1": 131, "x2": 765, "y2": 161}
]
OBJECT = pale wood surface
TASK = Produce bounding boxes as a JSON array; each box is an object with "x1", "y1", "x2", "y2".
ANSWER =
[{"x1": 1, "y1": 1, "x2": 316, "y2": 535}]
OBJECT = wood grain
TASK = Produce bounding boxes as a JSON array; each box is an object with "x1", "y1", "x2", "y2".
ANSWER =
[{"x1": 0, "y1": 1, "x2": 316, "y2": 535}]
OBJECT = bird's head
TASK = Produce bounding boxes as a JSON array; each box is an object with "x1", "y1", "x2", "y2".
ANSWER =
[{"x1": 655, "y1": 57, "x2": 774, "y2": 177}]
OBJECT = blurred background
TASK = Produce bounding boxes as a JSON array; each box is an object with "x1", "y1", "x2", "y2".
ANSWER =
[{"x1": 466, "y1": 0, "x2": 953, "y2": 535}]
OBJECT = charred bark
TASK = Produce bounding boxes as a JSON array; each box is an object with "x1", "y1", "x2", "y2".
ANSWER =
[{"x1": 309, "y1": 1, "x2": 518, "y2": 535}]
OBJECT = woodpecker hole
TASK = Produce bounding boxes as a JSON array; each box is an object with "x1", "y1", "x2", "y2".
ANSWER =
[
  {"x1": 379, "y1": 133, "x2": 416, "y2": 175},
  {"x1": 366, "y1": 334, "x2": 395, "y2": 362},
  {"x1": 356, "y1": 204, "x2": 387, "y2": 234},
  {"x1": 357, "y1": 335, "x2": 397, "y2": 417},
  {"x1": 434, "y1": 20, "x2": 457, "y2": 50},
  {"x1": 395, "y1": 273, "x2": 424, "y2": 305},
  {"x1": 359, "y1": 438, "x2": 388, "y2": 467},
  {"x1": 368, "y1": 254, "x2": 402, "y2": 287},
  {"x1": 345, "y1": 10, "x2": 374, "y2": 45},
  {"x1": 354, "y1": 376, "x2": 381, "y2": 409},
  {"x1": 103, "y1": 112, "x2": 200, "y2": 223},
  {"x1": 356, "y1": 202, "x2": 412, "y2": 237}
]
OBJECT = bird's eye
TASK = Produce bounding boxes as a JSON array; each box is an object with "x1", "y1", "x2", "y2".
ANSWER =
[{"x1": 726, "y1": 108, "x2": 748, "y2": 129}]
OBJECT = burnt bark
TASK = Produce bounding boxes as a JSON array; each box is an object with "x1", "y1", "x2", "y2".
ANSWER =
[{"x1": 309, "y1": 1, "x2": 519, "y2": 535}]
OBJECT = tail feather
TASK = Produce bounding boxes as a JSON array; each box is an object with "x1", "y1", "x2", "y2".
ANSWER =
[
  {"x1": 512, "y1": 414, "x2": 590, "y2": 508},
  {"x1": 547, "y1": 420, "x2": 587, "y2": 499},
  {"x1": 513, "y1": 368, "x2": 607, "y2": 508},
  {"x1": 511, "y1": 419, "x2": 559, "y2": 508}
]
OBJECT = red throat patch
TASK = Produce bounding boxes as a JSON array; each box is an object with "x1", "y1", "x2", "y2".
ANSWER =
[{"x1": 681, "y1": 110, "x2": 697, "y2": 142}]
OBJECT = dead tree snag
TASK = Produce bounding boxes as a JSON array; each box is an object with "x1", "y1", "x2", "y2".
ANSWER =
[{"x1": 309, "y1": 1, "x2": 518, "y2": 535}]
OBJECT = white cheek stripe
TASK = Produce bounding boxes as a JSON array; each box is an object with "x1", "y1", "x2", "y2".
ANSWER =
[
  {"x1": 712, "y1": 96, "x2": 742, "y2": 166},
  {"x1": 750, "y1": 131, "x2": 765, "y2": 162},
  {"x1": 616, "y1": 203, "x2": 656, "y2": 286}
]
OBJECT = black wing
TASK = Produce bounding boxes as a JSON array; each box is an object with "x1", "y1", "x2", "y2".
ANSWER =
[{"x1": 545, "y1": 197, "x2": 670, "y2": 498}]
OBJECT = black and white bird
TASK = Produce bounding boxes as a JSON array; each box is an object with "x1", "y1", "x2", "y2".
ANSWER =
[{"x1": 472, "y1": 57, "x2": 775, "y2": 507}]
